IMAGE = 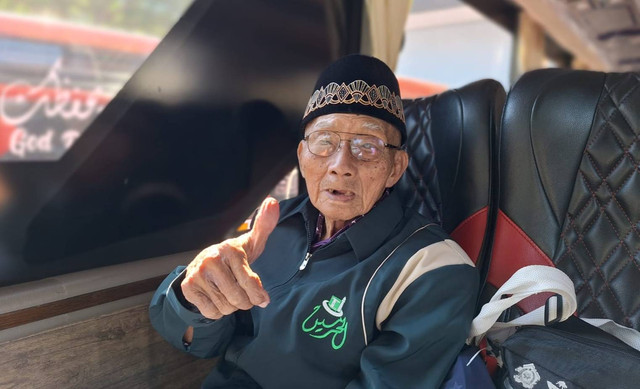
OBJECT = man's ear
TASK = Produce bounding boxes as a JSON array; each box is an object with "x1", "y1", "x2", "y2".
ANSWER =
[
  {"x1": 297, "y1": 141, "x2": 306, "y2": 178},
  {"x1": 385, "y1": 150, "x2": 408, "y2": 188}
]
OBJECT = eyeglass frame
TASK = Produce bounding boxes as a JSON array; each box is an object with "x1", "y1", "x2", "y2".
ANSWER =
[{"x1": 302, "y1": 129, "x2": 404, "y2": 162}]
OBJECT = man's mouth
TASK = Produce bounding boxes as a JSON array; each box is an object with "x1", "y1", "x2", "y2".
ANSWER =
[{"x1": 326, "y1": 188, "x2": 356, "y2": 199}]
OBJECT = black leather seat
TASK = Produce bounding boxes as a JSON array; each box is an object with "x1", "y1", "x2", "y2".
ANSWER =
[
  {"x1": 487, "y1": 69, "x2": 640, "y2": 329},
  {"x1": 398, "y1": 79, "x2": 505, "y2": 269}
]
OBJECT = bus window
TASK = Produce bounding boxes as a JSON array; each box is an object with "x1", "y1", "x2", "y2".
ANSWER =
[
  {"x1": 234, "y1": 167, "x2": 299, "y2": 236},
  {"x1": 0, "y1": 0, "x2": 339, "y2": 286},
  {"x1": 396, "y1": 0, "x2": 514, "y2": 91},
  {"x1": 0, "y1": 3, "x2": 193, "y2": 161}
]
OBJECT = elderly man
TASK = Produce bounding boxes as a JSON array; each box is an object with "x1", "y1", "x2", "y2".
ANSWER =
[{"x1": 150, "y1": 55, "x2": 478, "y2": 388}]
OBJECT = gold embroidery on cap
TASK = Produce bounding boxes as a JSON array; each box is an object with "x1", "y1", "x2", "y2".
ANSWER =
[{"x1": 303, "y1": 81, "x2": 405, "y2": 123}]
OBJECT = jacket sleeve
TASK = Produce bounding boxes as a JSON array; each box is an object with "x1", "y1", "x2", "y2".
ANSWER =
[
  {"x1": 345, "y1": 265, "x2": 479, "y2": 389},
  {"x1": 148, "y1": 266, "x2": 237, "y2": 359}
]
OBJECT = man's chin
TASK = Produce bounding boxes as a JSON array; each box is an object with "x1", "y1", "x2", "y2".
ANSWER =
[
  {"x1": 312, "y1": 196, "x2": 367, "y2": 220},
  {"x1": 317, "y1": 206, "x2": 362, "y2": 223}
]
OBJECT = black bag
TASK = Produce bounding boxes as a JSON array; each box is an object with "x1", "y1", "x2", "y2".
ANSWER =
[
  {"x1": 469, "y1": 266, "x2": 640, "y2": 389},
  {"x1": 441, "y1": 345, "x2": 495, "y2": 389},
  {"x1": 496, "y1": 316, "x2": 640, "y2": 389}
]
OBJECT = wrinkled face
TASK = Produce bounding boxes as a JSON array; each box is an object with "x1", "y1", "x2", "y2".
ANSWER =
[{"x1": 297, "y1": 113, "x2": 408, "y2": 226}]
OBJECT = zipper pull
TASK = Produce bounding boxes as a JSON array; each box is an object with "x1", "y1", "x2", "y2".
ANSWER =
[{"x1": 299, "y1": 252, "x2": 311, "y2": 270}]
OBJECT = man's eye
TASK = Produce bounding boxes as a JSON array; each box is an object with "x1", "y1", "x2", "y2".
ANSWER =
[
  {"x1": 317, "y1": 139, "x2": 334, "y2": 146},
  {"x1": 360, "y1": 142, "x2": 377, "y2": 151}
]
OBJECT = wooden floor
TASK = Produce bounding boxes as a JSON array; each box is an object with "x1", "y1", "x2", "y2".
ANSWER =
[{"x1": 0, "y1": 304, "x2": 215, "y2": 388}]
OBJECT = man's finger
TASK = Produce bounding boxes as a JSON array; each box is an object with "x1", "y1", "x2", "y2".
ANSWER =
[
  {"x1": 205, "y1": 255, "x2": 253, "y2": 311},
  {"x1": 245, "y1": 197, "x2": 279, "y2": 263},
  {"x1": 227, "y1": 256, "x2": 270, "y2": 307},
  {"x1": 182, "y1": 284, "x2": 222, "y2": 319},
  {"x1": 201, "y1": 280, "x2": 237, "y2": 316},
  {"x1": 183, "y1": 248, "x2": 245, "y2": 315}
]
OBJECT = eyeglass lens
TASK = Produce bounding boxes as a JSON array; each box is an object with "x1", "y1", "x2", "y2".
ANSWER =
[{"x1": 306, "y1": 131, "x2": 385, "y2": 161}]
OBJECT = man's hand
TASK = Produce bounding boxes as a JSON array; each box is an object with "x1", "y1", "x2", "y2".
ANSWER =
[{"x1": 181, "y1": 197, "x2": 280, "y2": 319}]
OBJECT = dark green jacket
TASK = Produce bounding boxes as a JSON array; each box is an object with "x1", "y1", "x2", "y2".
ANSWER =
[{"x1": 149, "y1": 190, "x2": 478, "y2": 388}]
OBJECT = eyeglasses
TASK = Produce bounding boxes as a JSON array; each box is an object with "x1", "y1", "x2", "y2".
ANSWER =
[{"x1": 303, "y1": 130, "x2": 403, "y2": 162}]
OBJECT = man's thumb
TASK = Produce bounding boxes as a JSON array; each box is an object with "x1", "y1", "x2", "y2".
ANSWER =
[{"x1": 246, "y1": 197, "x2": 279, "y2": 263}]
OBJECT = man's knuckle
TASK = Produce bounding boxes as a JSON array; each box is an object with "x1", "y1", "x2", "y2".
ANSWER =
[
  {"x1": 248, "y1": 294, "x2": 264, "y2": 306},
  {"x1": 237, "y1": 276, "x2": 251, "y2": 289},
  {"x1": 248, "y1": 273, "x2": 262, "y2": 285},
  {"x1": 208, "y1": 287, "x2": 224, "y2": 303},
  {"x1": 182, "y1": 290, "x2": 196, "y2": 305},
  {"x1": 181, "y1": 276, "x2": 198, "y2": 291},
  {"x1": 205, "y1": 275, "x2": 218, "y2": 290},
  {"x1": 193, "y1": 290, "x2": 207, "y2": 301},
  {"x1": 227, "y1": 289, "x2": 248, "y2": 305},
  {"x1": 226, "y1": 295, "x2": 240, "y2": 306}
]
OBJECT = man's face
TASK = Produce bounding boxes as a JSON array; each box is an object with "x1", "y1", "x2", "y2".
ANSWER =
[{"x1": 297, "y1": 113, "x2": 408, "y2": 225}]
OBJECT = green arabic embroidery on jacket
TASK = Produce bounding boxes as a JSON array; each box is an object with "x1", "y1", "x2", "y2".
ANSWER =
[{"x1": 301, "y1": 295, "x2": 348, "y2": 350}]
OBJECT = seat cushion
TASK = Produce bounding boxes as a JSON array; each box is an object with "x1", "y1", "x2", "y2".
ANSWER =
[
  {"x1": 398, "y1": 79, "x2": 505, "y2": 264},
  {"x1": 490, "y1": 69, "x2": 640, "y2": 329}
]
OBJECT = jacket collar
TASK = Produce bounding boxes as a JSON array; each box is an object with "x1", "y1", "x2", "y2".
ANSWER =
[
  {"x1": 344, "y1": 190, "x2": 404, "y2": 261},
  {"x1": 280, "y1": 189, "x2": 404, "y2": 261}
]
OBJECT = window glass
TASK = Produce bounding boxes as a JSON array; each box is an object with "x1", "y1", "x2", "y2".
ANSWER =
[
  {"x1": 396, "y1": 0, "x2": 513, "y2": 91},
  {"x1": 234, "y1": 168, "x2": 299, "y2": 236},
  {"x1": 0, "y1": 0, "x2": 335, "y2": 287},
  {"x1": 270, "y1": 168, "x2": 300, "y2": 202},
  {"x1": 0, "y1": 1, "x2": 193, "y2": 161}
]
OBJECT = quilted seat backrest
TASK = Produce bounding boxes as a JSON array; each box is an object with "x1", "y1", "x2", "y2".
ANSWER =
[
  {"x1": 397, "y1": 79, "x2": 505, "y2": 267},
  {"x1": 489, "y1": 69, "x2": 640, "y2": 329}
]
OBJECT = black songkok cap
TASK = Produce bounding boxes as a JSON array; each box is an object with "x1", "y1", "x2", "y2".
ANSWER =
[{"x1": 300, "y1": 54, "x2": 406, "y2": 145}]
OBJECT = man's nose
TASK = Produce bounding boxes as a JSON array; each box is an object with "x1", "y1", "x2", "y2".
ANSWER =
[{"x1": 328, "y1": 140, "x2": 357, "y2": 176}]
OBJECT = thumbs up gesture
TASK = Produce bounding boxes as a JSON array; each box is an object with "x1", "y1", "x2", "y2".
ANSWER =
[{"x1": 181, "y1": 197, "x2": 280, "y2": 319}]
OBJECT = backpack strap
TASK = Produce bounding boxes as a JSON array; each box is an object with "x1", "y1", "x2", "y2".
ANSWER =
[{"x1": 468, "y1": 265, "x2": 577, "y2": 343}]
